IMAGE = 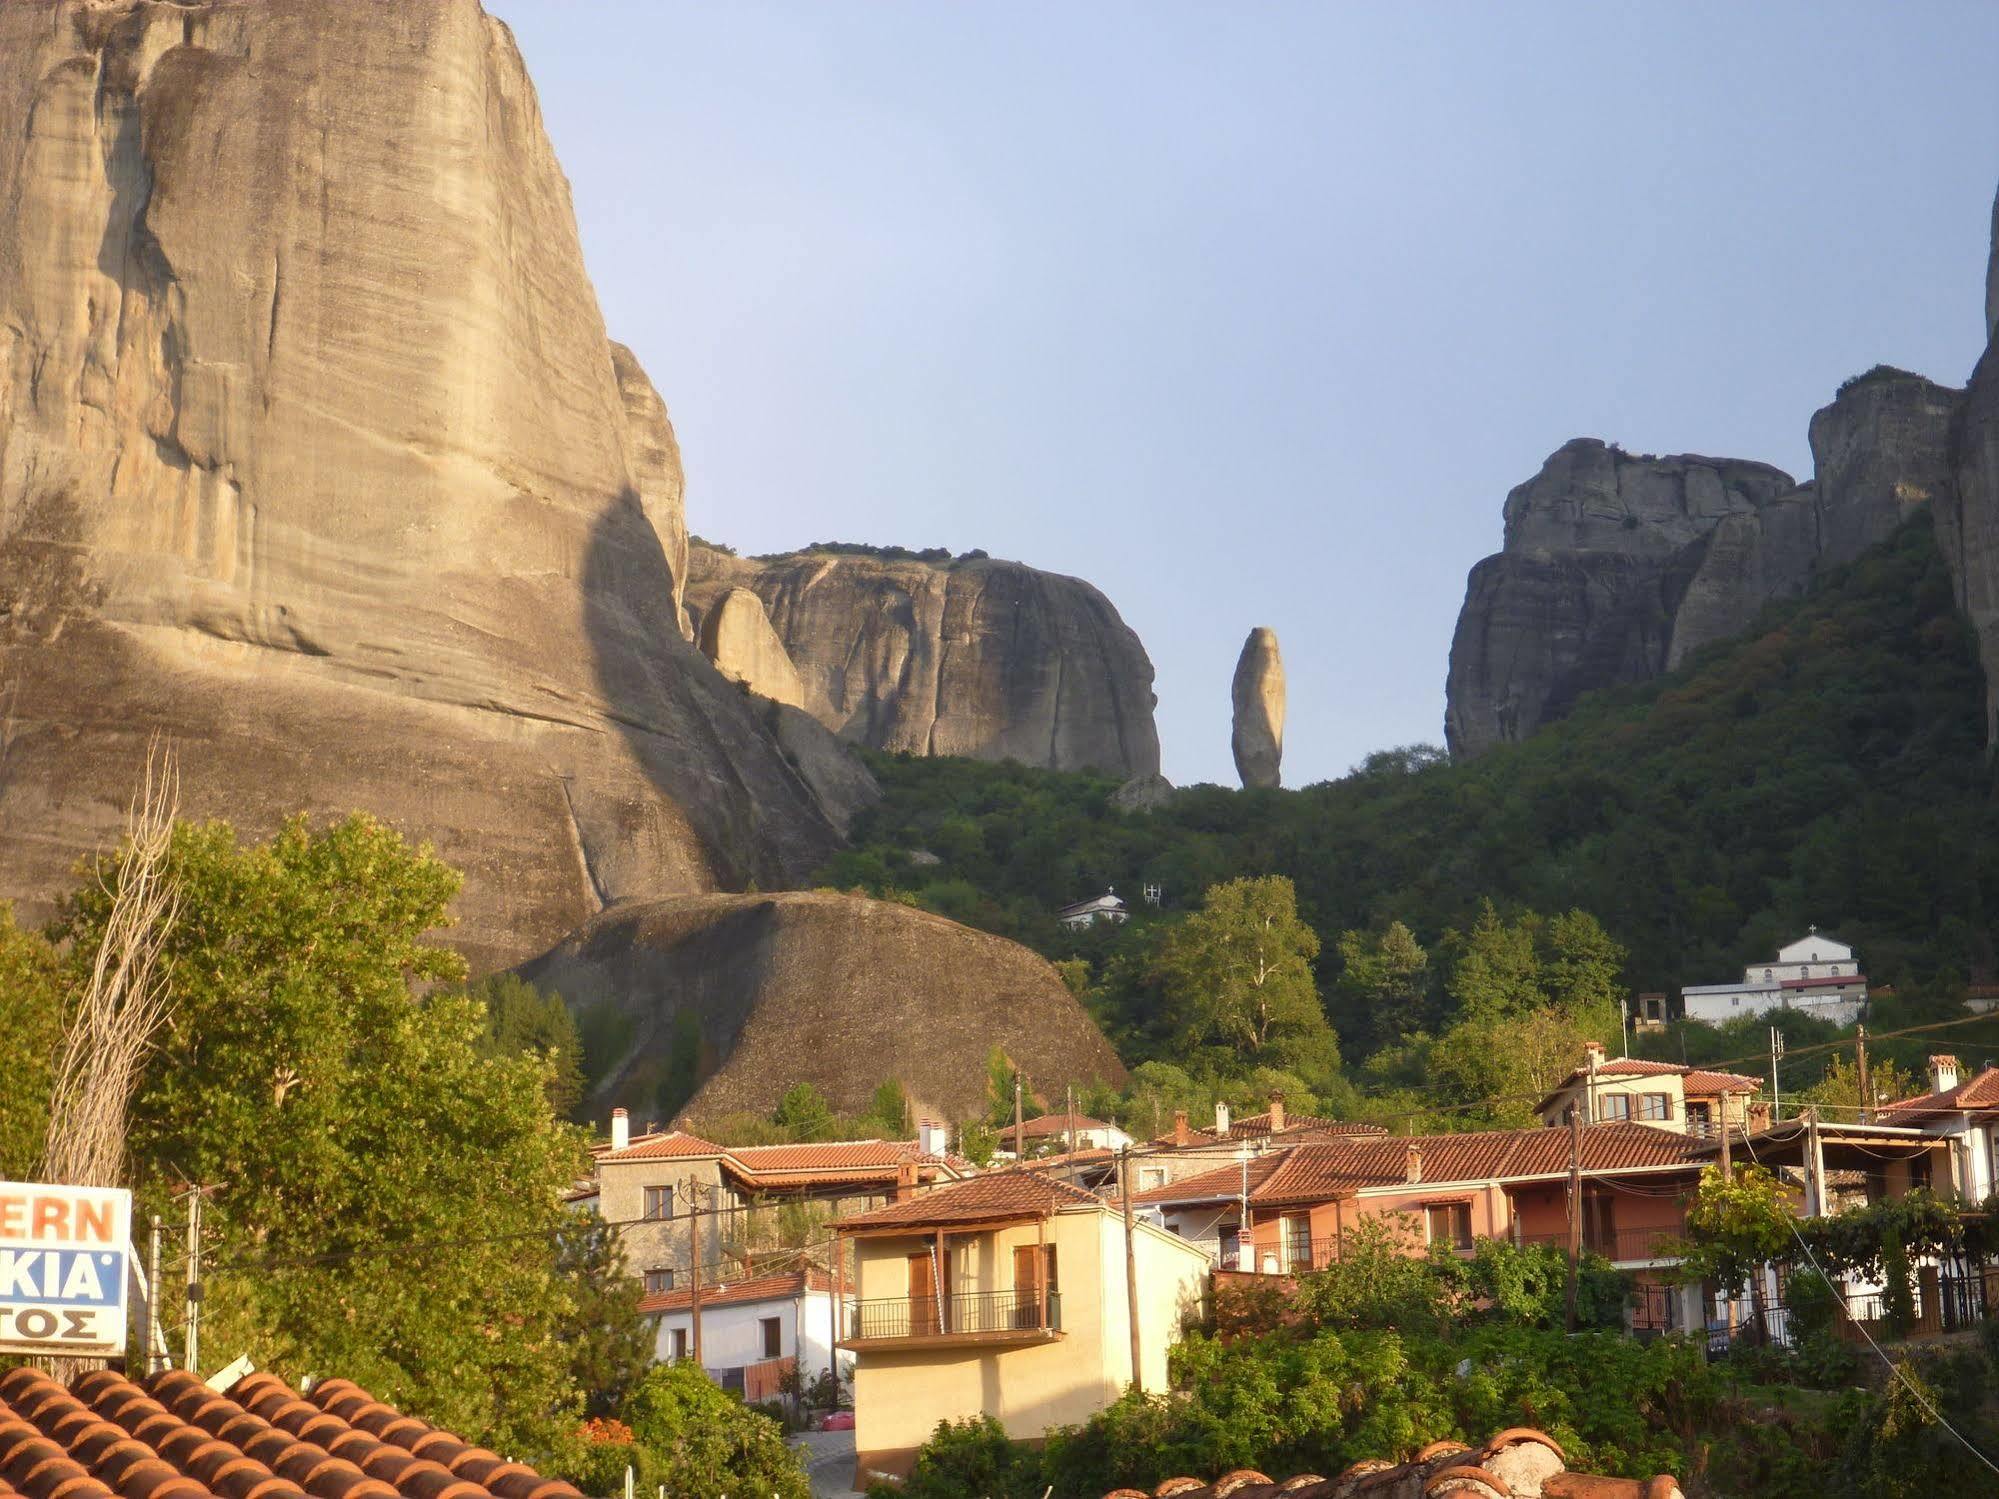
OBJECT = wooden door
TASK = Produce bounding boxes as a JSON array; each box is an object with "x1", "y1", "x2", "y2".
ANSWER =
[
  {"x1": 909, "y1": 1250, "x2": 951, "y2": 1334},
  {"x1": 1013, "y1": 1244, "x2": 1057, "y2": 1328}
]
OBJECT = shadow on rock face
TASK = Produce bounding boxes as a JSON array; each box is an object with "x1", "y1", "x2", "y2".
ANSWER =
[{"x1": 577, "y1": 496, "x2": 848, "y2": 894}]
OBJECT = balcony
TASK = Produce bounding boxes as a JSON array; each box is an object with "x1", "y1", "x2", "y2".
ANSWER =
[
  {"x1": 838, "y1": 1289, "x2": 1064, "y2": 1351},
  {"x1": 1517, "y1": 1227, "x2": 1685, "y2": 1264}
]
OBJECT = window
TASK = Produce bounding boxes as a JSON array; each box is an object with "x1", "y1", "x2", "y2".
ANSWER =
[
  {"x1": 1637, "y1": 1093, "x2": 1670, "y2": 1122},
  {"x1": 1425, "y1": 1202, "x2": 1472, "y2": 1251},
  {"x1": 1218, "y1": 1226, "x2": 1241, "y2": 1268},
  {"x1": 1584, "y1": 1195, "x2": 1615, "y2": 1256},
  {"x1": 669, "y1": 1327, "x2": 688, "y2": 1360},
  {"x1": 1686, "y1": 1102, "x2": 1713, "y2": 1138},
  {"x1": 1140, "y1": 1167, "x2": 1166, "y2": 1191},
  {"x1": 760, "y1": 1316, "x2": 782, "y2": 1359},
  {"x1": 1763, "y1": 969, "x2": 1773, "y2": 981},
  {"x1": 1012, "y1": 1245, "x2": 1059, "y2": 1329},
  {"x1": 1600, "y1": 1094, "x2": 1632, "y2": 1121},
  {"x1": 1282, "y1": 1213, "x2": 1312, "y2": 1270},
  {"x1": 642, "y1": 1185, "x2": 673, "y2": 1220},
  {"x1": 643, "y1": 1268, "x2": 675, "y2": 1295}
]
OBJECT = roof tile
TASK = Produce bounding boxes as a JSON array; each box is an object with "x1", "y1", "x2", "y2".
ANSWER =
[{"x1": 835, "y1": 1166, "x2": 1103, "y2": 1229}]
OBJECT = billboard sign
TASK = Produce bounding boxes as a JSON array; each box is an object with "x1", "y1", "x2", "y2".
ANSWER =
[{"x1": 0, "y1": 1182, "x2": 132, "y2": 1356}]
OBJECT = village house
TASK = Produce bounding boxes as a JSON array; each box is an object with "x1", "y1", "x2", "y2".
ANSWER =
[
  {"x1": 1875, "y1": 1054, "x2": 1999, "y2": 1199},
  {"x1": 997, "y1": 1111, "x2": 1134, "y2": 1157},
  {"x1": 1533, "y1": 1043, "x2": 1762, "y2": 1139},
  {"x1": 1679, "y1": 928, "x2": 1868, "y2": 1026},
  {"x1": 589, "y1": 1109, "x2": 969, "y2": 1297},
  {"x1": 641, "y1": 1266, "x2": 848, "y2": 1404},
  {"x1": 1130, "y1": 1096, "x2": 1387, "y2": 1195},
  {"x1": 1057, "y1": 888, "x2": 1131, "y2": 928},
  {"x1": 831, "y1": 1167, "x2": 1211, "y2": 1484},
  {"x1": 1132, "y1": 1118, "x2": 1711, "y2": 1333}
]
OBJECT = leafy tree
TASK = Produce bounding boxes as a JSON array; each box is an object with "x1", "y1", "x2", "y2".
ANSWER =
[
  {"x1": 1675, "y1": 1163, "x2": 1794, "y2": 1335},
  {"x1": 1331, "y1": 921, "x2": 1430, "y2": 1056},
  {"x1": 616, "y1": 1362, "x2": 809, "y2": 1499},
  {"x1": 553, "y1": 1211, "x2": 654, "y2": 1417},
  {"x1": 1155, "y1": 877, "x2": 1337, "y2": 1072},
  {"x1": 1797, "y1": 1051, "x2": 1918, "y2": 1119},
  {"x1": 471, "y1": 972, "x2": 585, "y2": 1115},
  {"x1": 56, "y1": 814, "x2": 587, "y2": 1453},
  {"x1": 0, "y1": 905, "x2": 60, "y2": 1178},
  {"x1": 772, "y1": 1081, "x2": 836, "y2": 1140},
  {"x1": 1445, "y1": 901, "x2": 1544, "y2": 1022},
  {"x1": 858, "y1": 1079, "x2": 913, "y2": 1138}
]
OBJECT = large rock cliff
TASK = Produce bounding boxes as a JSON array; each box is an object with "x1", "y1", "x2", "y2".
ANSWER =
[
  {"x1": 1230, "y1": 626, "x2": 1284, "y2": 789},
  {"x1": 519, "y1": 890, "x2": 1129, "y2": 1124},
  {"x1": 0, "y1": 0, "x2": 848, "y2": 970},
  {"x1": 1448, "y1": 367, "x2": 1966, "y2": 757},
  {"x1": 685, "y1": 544, "x2": 1161, "y2": 776}
]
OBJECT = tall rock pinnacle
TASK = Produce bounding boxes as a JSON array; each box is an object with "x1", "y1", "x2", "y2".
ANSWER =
[{"x1": 1231, "y1": 627, "x2": 1285, "y2": 789}]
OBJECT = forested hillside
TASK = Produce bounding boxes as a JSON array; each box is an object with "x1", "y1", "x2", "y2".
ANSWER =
[{"x1": 819, "y1": 515, "x2": 1999, "y2": 1088}]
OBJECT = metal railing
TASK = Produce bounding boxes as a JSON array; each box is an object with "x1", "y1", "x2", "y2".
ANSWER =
[{"x1": 846, "y1": 1289, "x2": 1062, "y2": 1340}]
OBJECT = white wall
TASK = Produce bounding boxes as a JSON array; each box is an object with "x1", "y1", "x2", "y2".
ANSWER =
[{"x1": 653, "y1": 1292, "x2": 849, "y2": 1385}]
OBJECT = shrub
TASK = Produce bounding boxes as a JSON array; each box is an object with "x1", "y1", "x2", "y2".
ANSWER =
[{"x1": 880, "y1": 1416, "x2": 1042, "y2": 1499}]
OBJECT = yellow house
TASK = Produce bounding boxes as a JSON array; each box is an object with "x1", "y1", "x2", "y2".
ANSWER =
[
  {"x1": 832, "y1": 1167, "x2": 1210, "y2": 1483},
  {"x1": 1534, "y1": 1043, "x2": 1761, "y2": 1139}
]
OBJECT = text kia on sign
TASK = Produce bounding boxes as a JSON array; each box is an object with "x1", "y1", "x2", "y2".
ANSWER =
[{"x1": 0, "y1": 1182, "x2": 133, "y2": 1356}]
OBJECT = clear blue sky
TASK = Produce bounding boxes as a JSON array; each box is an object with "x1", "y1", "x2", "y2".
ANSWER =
[{"x1": 490, "y1": 1, "x2": 1999, "y2": 787}]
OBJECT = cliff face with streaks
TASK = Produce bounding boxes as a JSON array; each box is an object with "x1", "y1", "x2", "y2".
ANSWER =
[
  {"x1": 0, "y1": 0, "x2": 847, "y2": 970},
  {"x1": 686, "y1": 545, "x2": 1161, "y2": 775}
]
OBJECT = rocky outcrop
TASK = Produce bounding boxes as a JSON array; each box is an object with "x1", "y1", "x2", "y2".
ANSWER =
[
  {"x1": 1450, "y1": 368, "x2": 1968, "y2": 755},
  {"x1": 698, "y1": 588, "x2": 806, "y2": 708},
  {"x1": 685, "y1": 545, "x2": 1160, "y2": 775},
  {"x1": 519, "y1": 891, "x2": 1128, "y2": 1123},
  {"x1": 1231, "y1": 627, "x2": 1285, "y2": 788},
  {"x1": 0, "y1": 0, "x2": 847, "y2": 971},
  {"x1": 1945, "y1": 213, "x2": 1999, "y2": 742},
  {"x1": 1446, "y1": 443, "x2": 1798, "y2": 756}
]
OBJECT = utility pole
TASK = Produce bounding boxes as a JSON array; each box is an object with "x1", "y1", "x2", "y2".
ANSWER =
[
  {"x1": 145, "y1": 1214, "x2": 163, "y2": 1375},
  {"x1": 1769, "y1": 1026, "x2": 1785, "y2": 1124},
  {"x1": 1066, "y1": 1083, "x2": 1077, "y2": 1162},
  {"x1": 1563, "y1": 1106, "x2": 1583, "y2": 1333},
  {"x1": 183, "y1": 1188, "x2": 203, "y2": 1376},
  {"x1": 1119, "y1": 1147, "x2": 1143, "y2": 1393},
  {"x1": 1806, "y1": 1108, "x2": 1826, "y2": 1218},
  {"x1": 1855, "y1": 1025, "x2": 1872, "y2": 1124},
  {"x1": 689, "y1": 1187, "x2": 704, "y2": 1370},
  {"x1": 1013, "y1": 1072, "x2": 1025, "y2": 1161}
]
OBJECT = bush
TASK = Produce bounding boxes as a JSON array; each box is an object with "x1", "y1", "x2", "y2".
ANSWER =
[
  {"x1": 600, "y1": 1363, "x2": 808, "y2": 1499},
  {"x1": 880, "y1": 1415, "x2": 1043, "y2": 1499}
]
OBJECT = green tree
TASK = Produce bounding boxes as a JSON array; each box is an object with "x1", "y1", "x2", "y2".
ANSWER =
[
  {"x1": 0, "y1": 905, "x2": 60, "y2": 1178},
  {"x1": 1798, "y1": 1051, "x2": 1918, "y2": 1118},
  {"x1": 1445, "y1": 901, "x2": 1543, "y2": 1022},
  {"x1": 1155, "y1": 877, "x2": 1336, "y2": 1069},
  {"x1": 471, "y1": 972, "x2": 586, "y2": 1115},
  {"x1": 1332, "y1": 920, "x2": 1430, "y2": 1056},
  {"x1": 859, "y1": 1079, "x2": 914, "y2": 1138},
  {"x1": 58, "y1": 815, "x2": 587, "y2": 1453},
  {"x1": 772, "y1": 1081, "x2": 837, "y2": 1141},
  {"x1": 616, "y1": 1362, "x2": 809, "y2": 1499},
  {"x1": 553, "y1": 1211, "x2": 655, "y2": 1418}
]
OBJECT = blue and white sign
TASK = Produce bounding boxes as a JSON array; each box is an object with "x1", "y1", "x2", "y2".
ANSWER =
[{"x1": 0, "y1": 1182, "x2": 131, "y2": 1355}]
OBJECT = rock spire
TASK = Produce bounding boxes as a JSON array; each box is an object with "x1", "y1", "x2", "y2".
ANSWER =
[{"x1": 1231, "y1": 627, "x2": 1285, "y2": 789}]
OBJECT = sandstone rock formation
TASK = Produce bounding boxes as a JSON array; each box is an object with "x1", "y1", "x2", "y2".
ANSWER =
[
  {"x1": 0, "y1": 0, "x2": 850, "y2": 971},
  {"x1": 685, "y1": 545, "x2": 1160, "y2": 775},
  {"x1": 1943, "y1": 206, "x2": 1999, "y2": 743},
  {"x1": 1449, "y1": 368, "x2": 1967, "y2": 756},
  {"x1": 1231, "y1": 627, "x2": 1285, "y2": 788},
  {"x1": 518, "y1": 890, "x2": 1129, "y2": 1123},
  {"x1": 697, "y1": 588, "x2": 806, "y2": 709},
  {"x1": 1109, "y1": 772, "x2": 1175, "y2": 813}
]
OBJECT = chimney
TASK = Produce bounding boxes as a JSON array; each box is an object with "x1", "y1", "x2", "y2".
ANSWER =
[
  {"x1": 1929, "y1": 1054, "x2": 1961, "y2": 1095},
  {"x1": 1267, "y1": 1093, "x2": 1286, "y2": 1133},
  {"x1": 1214, "y1": 1100, "x2": 1232, "y2": 1136},
  {"x1": 1172, "y1": 1109, "x2": 1191, "y2": 1148},
  {"x1": 1583, "y1": 1041, "x2": 1606, "y2": 1065},
  {"x1": 894, "y1": 1159, "x2": 919, "y2": 1202},
  {"x1": 610, "y1": 1107, "x2": 630, "y2": 1152},
  {"x1": 1405, "y1": 1143, "x2": 1423, "y2": 1184},
  {"x1": 917, "y1": 1119, "x2": 948, "y2": 1157}
]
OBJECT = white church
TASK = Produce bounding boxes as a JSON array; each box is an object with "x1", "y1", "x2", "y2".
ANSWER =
[{"x1": 1679, "y1": 927, "x2": 1868, "y2": 1027}]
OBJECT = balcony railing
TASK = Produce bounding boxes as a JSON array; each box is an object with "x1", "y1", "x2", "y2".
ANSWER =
[
  {"x1": 1517, "y1": 1228, "x2": 1686, "y2": 1262},
  {"x1": 845, "y1": 1289, "x2": 1062, "y2": 1342}
]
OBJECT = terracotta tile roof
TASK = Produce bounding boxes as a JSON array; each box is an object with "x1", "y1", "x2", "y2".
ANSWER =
[
  {"x1": 1094, "y1": 1428, "x2": 1681, "y2": 1498},
  {"x1": 1129, "y1": 1152, "x2": 1294, "y2": 1206},
  {"x1": 1680, "y1": 1068, "x2": 1763, "y2": 1095},
  {"x1": 834, "y1": 1166, "x2": 1102, "y2": 1230},
  {"x1": 597, "y1": 1130, "x2": 725, "y2": 1163},
  {"x1": 0, "y1": 1365, "x2": 581, "y2": 1499},
  {"x1": 1013, "y1": 1113, "x2": 1118, "y2": 1138},
  {"x1": 1152, "y1": 1117, "x2": 1386, "y2": 1149},
  {"x1": 1878, "y1": 1064, "x2": 1999, "y2": 1122},
  {"x1": 638, "y1": 1266, "x2": 842, "y2": 1316},
  {"x1": 1250, "y1": 1124, "x2": 1701, "y2": 1207}
]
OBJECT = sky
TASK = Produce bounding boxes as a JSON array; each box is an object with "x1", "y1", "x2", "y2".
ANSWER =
[{"x1": 490, "y1": 1, "x2": 1999, "y2": 787}]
